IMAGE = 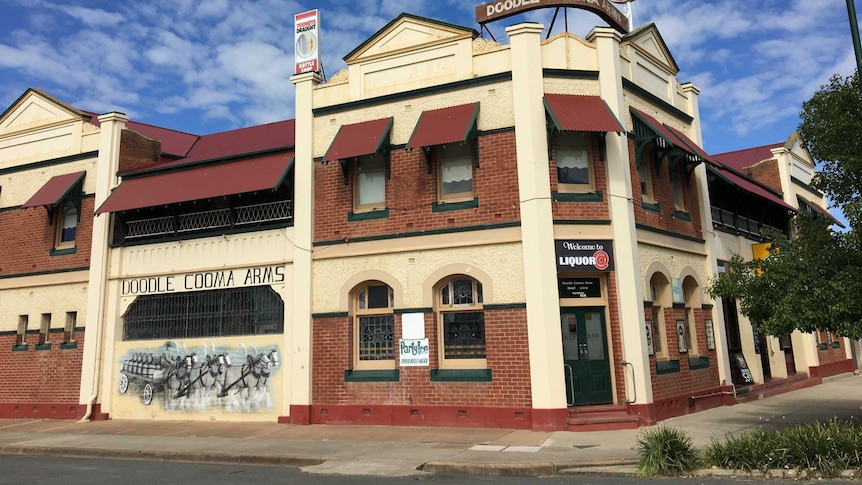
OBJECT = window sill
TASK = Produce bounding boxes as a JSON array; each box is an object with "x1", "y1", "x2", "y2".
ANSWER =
[
  {"x1": 50, "y1": 247, "x2": 77, "y2": 256},
  {"x1": 12, "y1": 344, "x2": 28, "y2": 352},
  {"x1": 641, "y1": 200, "x2": 661, "y2": 213},
  {"x1": 344, "y1": 369, "x2": 399, "y2": 382},
  {"x1": 35, "y1": 343, "x2": 52, "y2": 351},
  {"x1": 656, "y1": 359, "x2": 680, "y2": 374},
  {"x1": 688, "y1": 355, "x2": 709, "y2": 370},
  {"x1": 553, "y1": 190, "x2": 603, "y2": 202},
  {"x1": 673, "y1": 210, "x2": 691, "y2": 221},
  {"x1": 348, "y1": 208, "x2": 390, "y2": 221},
  {"x1": 60, "y1": 341, "x2": 78, "y2": 350},
  {"x1": 430, "y1": 368, "x2": 492, "y2": 382},
  {"x1": 432, "y1": 197, "x2": 478, "y2": 212}
]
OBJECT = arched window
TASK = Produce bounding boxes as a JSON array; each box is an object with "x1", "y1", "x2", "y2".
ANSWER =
[
  {"x1": 353, "y1": 281, "x2": 395, "y2": 369},
  {"x1": 437, "y1": 276, "x2": 485, "y2": 369},
  {"x1": 649, "y1": 272, "x2": 670, "y2": 359},
  {"x1": 682, "y1": 276, "x2": 701, "y2": 355}
]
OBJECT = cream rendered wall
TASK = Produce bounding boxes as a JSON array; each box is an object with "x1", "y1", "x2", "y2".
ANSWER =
[
  {"x1": 313, "y1": 239, "x2": 525, "y2": 313},
  {"x1": 0, "y1": 283, "x2": 87, "y2": 332},
  {"x1": 542, "y1": 79, "x2": 599, "y2": 96},
  {"x1": 540, "y1": 33, "x2": 599, "y2": 71},
  {"x1": 2, "y1": 159, "x2": 97, "y2": 207},
  {"x1": 472, "y1": 39, "x2": 511, "y2": 74},
  {"x1": 638, "y1": 243, "x2": 708, "y2": 293}
]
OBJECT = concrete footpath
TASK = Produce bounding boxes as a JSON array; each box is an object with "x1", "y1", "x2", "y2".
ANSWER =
[{"x1": 0, "y1": 373, "x2": 860, "y2": 477}]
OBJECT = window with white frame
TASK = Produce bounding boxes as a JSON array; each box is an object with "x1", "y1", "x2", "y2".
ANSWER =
[
  {"x1": 353, "y1": 282, "x2": 395, "y2": 369},
  {"x1": 639, "y1": 148, "x2": 655, "y2": 204},
  {"x1": 354, "y1": 154, "x2": 386, "y2": 212},
  {"x1": 437, "y1": 276, "x2": 485, "y2": 369},
  {"x1": 437, "y1": 143, "x2": 474, "y2": 202},
  {"x1": 55, "y1": 198, "x2": 78, "y2": 249},
  {"x1": 555, "y1": 132, "x2": 594, "y2": 192},
  {"x1": 649, "y1": 273, "x2": 670, "y2": 359},
  {"x1": 682, "y1": 276, "x2": 700, "y2": 355}
]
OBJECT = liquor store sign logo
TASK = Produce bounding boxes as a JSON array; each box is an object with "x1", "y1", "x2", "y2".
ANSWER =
[{"x1": 555, "y1": 240, "x2": 614, "y2": 272}]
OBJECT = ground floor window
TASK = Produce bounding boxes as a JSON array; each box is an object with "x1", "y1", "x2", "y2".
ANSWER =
[{"x1": 123, "y1": 286, "x2": 284, "y2": 341}]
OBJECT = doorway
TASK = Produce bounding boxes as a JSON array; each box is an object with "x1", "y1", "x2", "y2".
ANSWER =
[{"x1": 561, "y1": 307, "x2": 612, "y2": 406}]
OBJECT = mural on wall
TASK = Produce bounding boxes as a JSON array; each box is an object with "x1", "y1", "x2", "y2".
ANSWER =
[{"x1": 118, "y1": 341, "x2": 280, "y2": 413}]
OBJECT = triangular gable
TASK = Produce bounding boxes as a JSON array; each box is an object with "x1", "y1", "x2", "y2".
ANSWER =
[
  {"x1": 344, "y1": 13, "x2": 478, "y2": 64},
  {"x1": 623, "y1": 23, "x2": 679, "y2": 74},
  {"x1": 0, "y1": 88, "x2": 89, "y2": 134},
  {"x1": 784, "y1": 132, "x2": 815, "y2": 168}
]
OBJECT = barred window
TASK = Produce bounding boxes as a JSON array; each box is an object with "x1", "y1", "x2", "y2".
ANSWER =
[
  {"x1": 123, "y1": 286, "x2": 284, "y2": 341},
  {"x1": 438, "y1": 276, "x2": 486, "y2": 368},
  {"x1": 353, "y1": 282, "x2": 395, "y2": 369}
]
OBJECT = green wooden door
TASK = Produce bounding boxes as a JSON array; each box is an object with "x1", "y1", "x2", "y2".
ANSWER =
[{"x1": 561, "y1": 307, "x2": 612, "y2": 405}]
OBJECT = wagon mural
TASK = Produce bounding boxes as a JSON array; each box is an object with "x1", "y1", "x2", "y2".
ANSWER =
[{"x1": 118, "y1": 341, "x2": 280, "y2": 413}]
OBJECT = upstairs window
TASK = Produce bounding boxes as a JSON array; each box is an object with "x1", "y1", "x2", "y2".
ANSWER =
[
  {"x1": 671, "y1": 163, "x2": 686, "y2": 211},
  {"x1": 555, "y1": 132, "x2": 594, "y2": 193},
  {"x1": 639, "y1": 148, "x2": 656, "y2": 204},
  {"x1": 355, "y1": 154, "x2": 386, "y2": 212},
  {"x1": 56, "y1": 198, "x2": 78, "y2": 249},
  {"x1": 438, "y1": 143, "x2": 474, "y2": 202}
]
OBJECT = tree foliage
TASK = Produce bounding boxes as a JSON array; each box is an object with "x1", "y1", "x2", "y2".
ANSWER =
[
  {"x1": 708, "y1": 214, "x2": 862, "y2": 339},
  {"x1": 798, "y1": 72, "x2": 862, "y2": 229}
]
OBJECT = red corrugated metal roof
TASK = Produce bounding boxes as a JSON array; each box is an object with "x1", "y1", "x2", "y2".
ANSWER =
[
  {"x1": 630, "y1": 108, "x2": 696, "y2": 154},
  {"x1": 95, "y1": 153, "x2": 293, "y2": 214},
  {"x1": 322, "y1": 118, "x2": 392, "y2": 162},
  {"x1": 86, "y1": 112, "x2": 200, "y2": 159},
  {"x1": 544, "y1": 94, "x2": 624, "y2": 132},
  {"x1": 664, "y1": 125, "x2": 710, "y2": 160},
  {"x1": 22, "y1": 171, "x2": 85, "y2": 208},
  {"x1": 707, "y1": 161, "x2": 796, "y2": 212},
  {"x1": 405, "y1": 103, "x2": 479, "y2": 150},
  {"x1": 797, "y1": 195, "x2": 845, "y2": 228},
  {"x1": 713, "y1": 143, "x2": 782, "y2": 171}
]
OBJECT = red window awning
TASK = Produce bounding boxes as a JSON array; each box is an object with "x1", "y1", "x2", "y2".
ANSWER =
[
  {"x1": 22, "y1": 171, "x2": 85, "y2": 208},
  {"x1": 544, "y1": 94, "x2": 624, "y2": 133},
  {"x1": 405, "y1": 103, "x2": 480, "y2": 150},
  {"x1": 95, "y1": 153, "x2": 294, "y2": 214},
  {"x1": 706, "y1": 161, "x2": 797, "y2": 212},
  {"x1": 797, "y1": 195, "x2": 845, "y2": 228},
  {"x1": 322, "y1": 117, "x2": 392, "y2": 162}
]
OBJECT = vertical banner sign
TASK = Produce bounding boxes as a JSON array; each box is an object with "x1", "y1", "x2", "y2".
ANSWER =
[{"x1": 294, "y1": 10, "x2": 319, "y2": 74}]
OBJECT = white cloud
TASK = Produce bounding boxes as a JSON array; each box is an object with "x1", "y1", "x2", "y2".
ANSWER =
[{"x1": 57, "y1": 5, "x2": 124, "y2": 27}]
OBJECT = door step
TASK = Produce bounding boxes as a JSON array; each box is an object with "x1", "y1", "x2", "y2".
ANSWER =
[
  {"x1": 735, "y1": 374, "x2": 818, "y2": 403},
  {"x1": 566, "y1": 404, "x2": 640, "y2": 432}
]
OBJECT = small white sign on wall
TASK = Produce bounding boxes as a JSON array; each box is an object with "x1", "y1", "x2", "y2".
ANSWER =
[
  {"x1": 400, "y1": 339, "x2": 429, "y2": 367},
  {"x1": 401, "y1": 312, "x2": 425, "y2": 339}
]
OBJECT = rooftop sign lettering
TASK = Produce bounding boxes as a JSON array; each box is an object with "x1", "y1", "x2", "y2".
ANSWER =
[{"x1": 475, "y1": 0, "x2": 628, "y2": 34}]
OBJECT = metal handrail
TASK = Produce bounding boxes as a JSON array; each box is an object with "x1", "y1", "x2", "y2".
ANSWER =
[{"x1": 621, "y1": 360, "x2": 636, "y2": 404}]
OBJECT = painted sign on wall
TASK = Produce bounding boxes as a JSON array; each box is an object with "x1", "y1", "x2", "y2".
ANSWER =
[
  {"x1": 555, "y1": 240, "x2": 614, "y2": 272},
  {"x1": 117, "y1": 341, "x2": 280, "y2": 413},
  {"x1": 121, "y1": 265, "x2": 286, "y2": 296}
]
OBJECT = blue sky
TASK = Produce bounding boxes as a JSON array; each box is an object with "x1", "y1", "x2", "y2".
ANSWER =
[{"x1": 0, "y1": 0, "x2": 857, "y2": 158}]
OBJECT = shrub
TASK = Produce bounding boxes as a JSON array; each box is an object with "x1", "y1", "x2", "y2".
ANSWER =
[{"x1": 635, "y1": 426, "x2": 700, "y2": 476}]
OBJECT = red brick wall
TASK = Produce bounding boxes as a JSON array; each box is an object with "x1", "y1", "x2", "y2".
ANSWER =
[
  {"x1": 0, "y1": 329, "x2": 85, "y2": 404},
  {"x1": 816, "y1": 331, "x2": 849, "y2": 367},
  {"x1": 630, "y1": 139, "x2": 704, "y2": 240},
  {"x1": 549, "y1": 133, "x2": 611, "y2": 220},
  {"x1": 312, "y1": 308, "x2": 531, "y2": 408},
  {"x1": 647, "y1": 306, "x2": 720, "y2": 401},
  {"x1": 0, "y1": 197, "x2": 93, "y2": 276},
  {"x1": 119, "y1": 129, "x2": 161, "y2": 173},
  {"x1": 742, "y1": 160, "x2": 782, "y2": 194},
  {"x1": 314, "y1": 131, "x2": 521, "y2": 242}
]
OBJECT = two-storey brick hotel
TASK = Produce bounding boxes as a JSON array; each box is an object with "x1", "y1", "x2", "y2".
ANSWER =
[{"x1": 0, "y1": 10, "x2": 852, "y2": 430}]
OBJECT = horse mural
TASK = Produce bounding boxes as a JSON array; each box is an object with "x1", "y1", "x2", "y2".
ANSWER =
[{"x1": 118, "y1": 341, "x2": 280, "y2": 413}]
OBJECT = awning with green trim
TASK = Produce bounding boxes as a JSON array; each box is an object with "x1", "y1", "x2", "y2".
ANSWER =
[
  {"x1": 630, "y1": 108, "x2": 703, "y2": 175},
  {"x1": 95, "y1": 154, "x2": 294, "y2": 214},
  {"x1": 322, "y1": 117, "x2": 393, "y2": 163},
  {"x1": 405, "y1": 103, "x2": 480, "y2": 173},
  {"x1": 544, "y1": 94, "x2": 624, "y2": 133},
  {"x1": 22, "y1": 171, "x2": 85, "y2": 209},
  {"x1": 797, "y1": 195, "x2": 845, "y2": 228}
]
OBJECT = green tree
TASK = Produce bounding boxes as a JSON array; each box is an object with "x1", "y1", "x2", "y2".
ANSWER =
[
  {"x1": 709, "y1": 72, "x2": 862, "y2": 337},
  {"x1": 798, "y1": 72, "x2": 862, "y2": 229}
]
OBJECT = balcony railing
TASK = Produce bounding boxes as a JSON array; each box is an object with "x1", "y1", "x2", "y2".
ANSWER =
[
  {"x1": 124, "y1": 200, "x2": 292, "y2": 240},
  {"x1": 711, "y1": 206, "x2": 781, "y2": 239}
]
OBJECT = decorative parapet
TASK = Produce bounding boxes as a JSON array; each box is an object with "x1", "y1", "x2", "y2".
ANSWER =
[
  {"x1": 327, "y1": 68, "x2": 349, "y2": 85},
  {"x1": 472, "y1": 37, "x2": 502, "y2": 53}
]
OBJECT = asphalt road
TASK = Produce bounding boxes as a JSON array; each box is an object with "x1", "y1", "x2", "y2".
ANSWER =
[{"x1": 0, "y1": 455, "x2": 851, "y2": 485}]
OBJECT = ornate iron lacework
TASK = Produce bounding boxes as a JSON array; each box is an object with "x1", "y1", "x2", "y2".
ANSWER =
[
  {"x1": 124, "y1": 200, "x2": 293, "y2": 240},
  {"x1": 443, "y1": 311, "x2": 485, "y2": 359},
  {"x1": 123, "y1": 286, "x2": 284, "y2": 341}
]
